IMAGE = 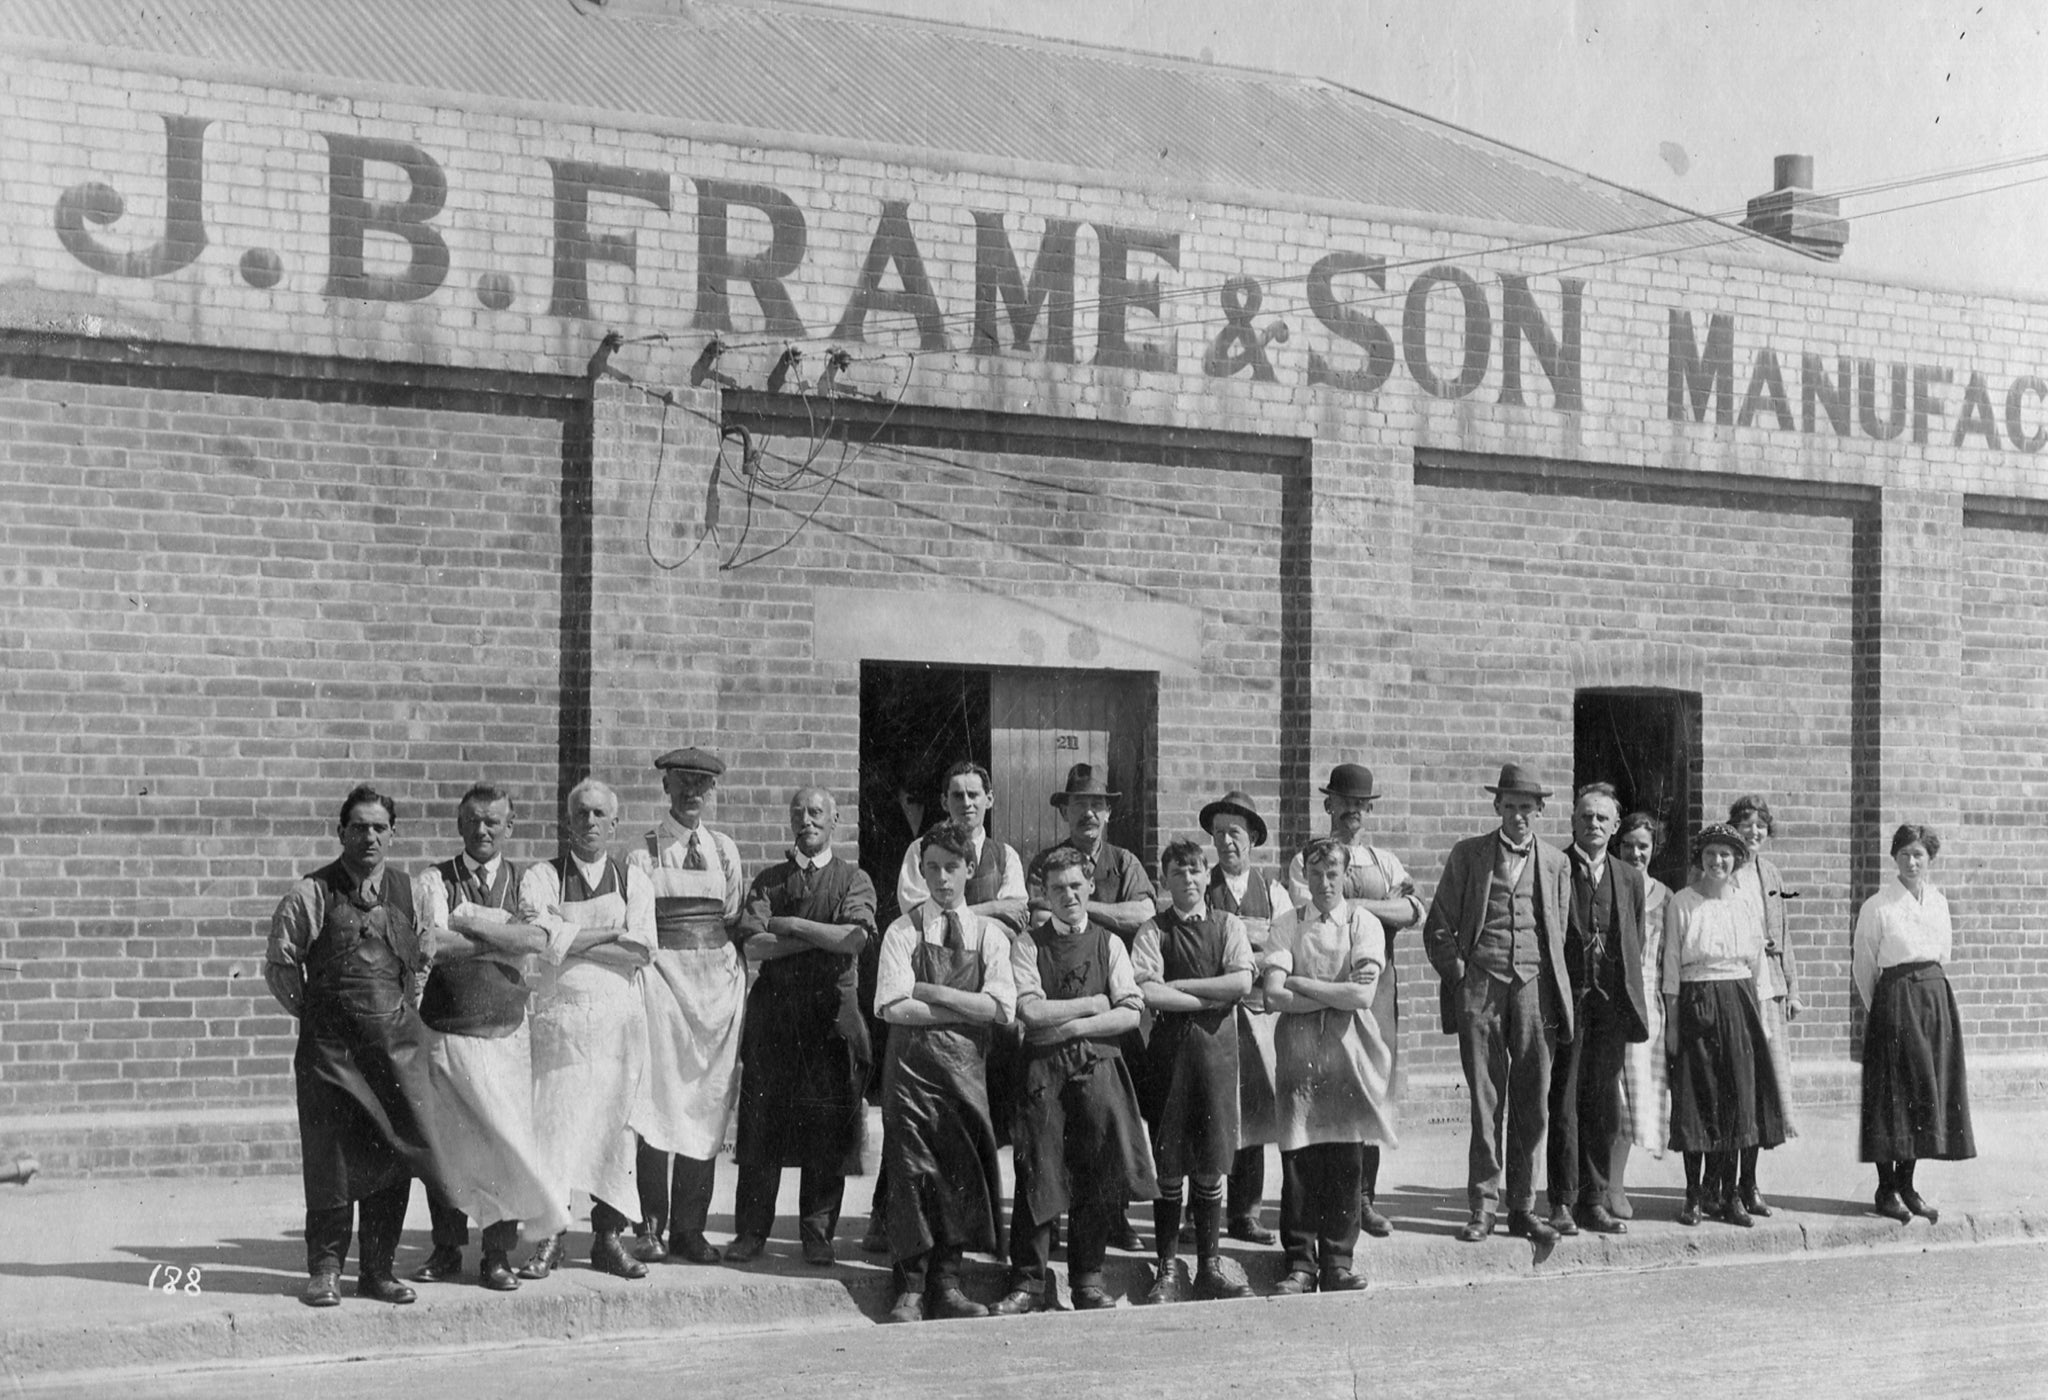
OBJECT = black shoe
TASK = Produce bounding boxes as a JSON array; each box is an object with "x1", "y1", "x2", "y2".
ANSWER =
[
  {"x1": 860, "y1": 1221, "x2": 891, "y2": 1254},
  {"x1": 412, "y1": 1245, "x2": 464, "y2": 1283},
  {"x1": 1270, "y1": 1269, "x2": 1318, "y2": 1296},
  {"x1": 1545, "y1": 1204, "x2": 1580, "y2": 1238},
  {"x1": 724, "y1": 1233, "x2": 767, "y2": 1265},
  {"x1": 1070, "y1": 1284, "x2": 1115, "y2": 1310},
  {"x1": 1676, "y1": 1197, "x2": 1704, "y2": 1227},
  {"x1": 1899, "y1": 1189, "x2": 1939, "y2": 1224},
  {"x1": 1359, "y1": 1197, "x2": 1393, "y2": 1238},
  {"x1": 991, "y1": 1287, "x2": 1045, "y2": 1316},
  {"x1": 1107, "y1": 1219, "x2": 1145, "y2": 1252},
  {"x1": 670, "y1": 1230, "x2": 723, "y2": 1264},
  {"x1": 1720, "y1": 1195, "x2": 1753, "y2": 1228},
  {"x1": 355, "y1": 1272, "x2": 416, "y2": 1305},
  {"x1": 590, "y1": 1231, "x2": 649, "y2": 1279},
  {"x1": 1456, "y1": 1210, "x2": 1497, "y2": 1243},
  {"x1": 1740, "y1": 1185, "x2": 1773, "y2": 1218},
  {"x1": 1318, "y1": 1267, "x2": 1367, "y2": 1293},
  {"x1": 628, "y1": 1231, "x2": 669, "y2": 1264},
  {"x1": 1142, "y1": 1262, "x2": 1184, "y2": 1304},
  {"x1": 301, "y1": 1269, "x2": 342, "y2": 1307},
  {"x1": 517, "y1": 1233, "x2": 565, "y2": 1280},
  {"x1": 801, "y1": 1237, "x2": 837, "y2": 1268},
  {"x1": 886, "y1": 1290, "x2": 924, "y2": 1324},
  {"x1": 1874, "y1": 1189, "x2": 1913, "y2": 1224},
  {"x1": 1575, "y1": 1203, "x2": 1627, "y2": 1235},
  {"x1": 927, "y1": 1286, "x2": 988, "y2": 1320},
  {"x1": 1226, "y1": 1216, "x2": 1278, "y2": 1245},
  {"x1": 1505, "y1": 1209, "x2": 1559, "y2": 1245},
  {"x1": 479, "y1": 1256, "x2": 520, "y2": 1292},
  {"x1": 1192, "y1": 1259, "x2": 1253, "y2": 1300}
]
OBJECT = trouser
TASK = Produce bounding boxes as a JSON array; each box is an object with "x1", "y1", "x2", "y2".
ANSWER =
[
  {"x1": 1227, "y1": 1144, "x2": 1265, "y2": 1223},
  {"x1": 427, "y1": 1197, "x2": 519, "y2": 1259},
  {"x1": 305, "y1": 1176, "x2": 411, "y2": 1276},
  {"x1": 634, "y1": 1137, "x2": 717, "y2": 1240},
  {"x1": 1546, "y1": 992, "x2": 1630, "y2": 1209},
  {"x1": 1153, "y1": 1173, "x2": 1224, "y2": 1261},
  {"x1": 1456, "y1": 970, "x2": 1557, "y2": 1213},
  {"x1": 1279, "y1": 1143, "x2": 1363, "y2": 1275},
  {"x1": 734, "y1": 1162, "x2": 846, "y2": 1244},
  {"x1": 1009, "y1": 1191, "x2": 1112, "y2": 1292},
  {"x1": 1360, "y1": 1144, "x2": 1381, "y2": 1202},
  {"x1": 891, "y1": 1244, "x2": 964, "y2": 1295},
  {"x1": 589, "y1": 1196, "x2": 636, "y2": 1236}
]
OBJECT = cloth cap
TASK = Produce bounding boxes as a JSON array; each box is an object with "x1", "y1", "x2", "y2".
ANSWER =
[{"x1": 654, "y1": 746, "x2": 725, "y2": 776}]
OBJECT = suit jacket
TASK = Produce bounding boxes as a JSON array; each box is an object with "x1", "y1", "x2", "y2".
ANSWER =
[
  {"x1": 1422, "y1": 834, "x2": 1574, "y2": 1041},
  {"x1": 1564, "y1": 850, "x2": 1650, "y2": 1045}
]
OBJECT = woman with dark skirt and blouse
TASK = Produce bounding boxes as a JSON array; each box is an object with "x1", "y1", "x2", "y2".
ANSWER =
[
  {"x1": 1854, "y1": 824, "x2": 1974, "y2": 1224},
  {"x1": 1662, "y1": 823, "x2": 1786, "y2": 1227},
  {"x1": 1727, "y1": 794, "x2": 1799, "y2": 1216}
]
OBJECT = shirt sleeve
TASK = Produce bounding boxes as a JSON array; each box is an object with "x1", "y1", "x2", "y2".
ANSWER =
[
  {"x1": 413, "y1": 865, "x2": 452, "y2": 935},
  {"x1": 1851, "y1": 893, "x2": 1881, "y2": 1011},
  {"x1": 1104, "y1": 935, "x2": 1143, "y2": 1012},
  {"x1": 1130, "y1": 920, "x2": 1165, "y2": 984},
  {"x1": 875, "y1": 915, "x2": 919, "y2": 1022},
  {"x1": 840, "y1": 868, "x2": 879, "y2": 937},
  {"x1": 1262, "y1": 909, "x2": 1298, "y2": 977},
  {"x1": 896, "y1": 840, "x2": 928, "y2": 916},
  {"x1": 1220, "y1": 914, "x2": 1257, "y2": 976},
  {"x1": 1113, "y1": 850, "x2": 1156, "y2": 906},
  {"x1": 716, "y1": 832, "x2": 745, "y2": 924},
  {"x1": 1282, "y1": 852, "x2": 1307, "y2": 909},
  {"x1": 621, "y1": 861, "x2": 656, "y2": 953},
  {"x1": 995, "y1": 844, "x2": 1028, "y2": 900},
  {"x1": 1661, "y1": 894, "x2": 1683, "y2": 999},
  {"x1": 1264, "y1": 872, "x2": 1294, "y2": 923},
  {"x1": 980, "y1": 922, "x2": 1018, "y2": 1025},
  {"x1": 1011, "y1": 928, "x2": 1046, "y2": 1008},
  {"x1": 263, "y1": 878, "x2": 323, "y2": 1015},
  {"x1": 1348, "y1": 908, "x2": 1387, "y2": 971},
  {"x1": 519, "y1": 861, "x2": 576, "y2": 965}
]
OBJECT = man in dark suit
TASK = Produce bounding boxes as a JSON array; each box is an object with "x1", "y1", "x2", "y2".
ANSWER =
[
  {"x1": 1543, "y1": 782, "x2": 1649, "y2": 1237},
  {"x1": 1422, "y1": 764, "x2": 1574, "y2": 1245}
]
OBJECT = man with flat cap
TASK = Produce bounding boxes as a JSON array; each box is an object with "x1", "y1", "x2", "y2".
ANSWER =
[
  {"x1": 1422, "y1": 763, "x2": 1574, "y2": 1245},
  {"x1": 1283, "y1": 764, "x2": 1425, "y2": 1238},
  {"x1": 626, "y1": 746, "x2": 746, "y2": 1265},
  {"x1": 728, "y1": 787, "x2": 877, "y2": 1266},
  {"x1": 1199, "y1": 788, "x2": 1290, "y2": 1244}
]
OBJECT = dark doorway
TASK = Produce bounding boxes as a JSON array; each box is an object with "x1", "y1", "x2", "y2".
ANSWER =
[
  {"x1": 859, "y1": 664, "x2": 991, "y2": 927},
  {"x1": 1573, "y1": 687, "x2": 1701, "y2": 893}
]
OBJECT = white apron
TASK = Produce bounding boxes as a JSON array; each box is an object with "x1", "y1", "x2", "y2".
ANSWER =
[
  {"x1": 529, "y1": 877, "x2": 647, "y2": 1210},
  {"x1": 428, "y1": 1022, "x2": 571, "y2": 1241},
  {"x1": 631, "y1": 833, "x2": 745, "y2": 1159}
]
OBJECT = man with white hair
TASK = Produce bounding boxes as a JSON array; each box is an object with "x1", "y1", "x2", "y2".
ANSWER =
[{"x1": 516, "y1": 777, "x2": 655, "y2": 1279}]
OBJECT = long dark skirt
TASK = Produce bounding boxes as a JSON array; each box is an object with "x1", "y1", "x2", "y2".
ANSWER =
[
  {"x1": 1667, "y1": 978, "x2": 1786, "y2": 1154},
  {"x1": 1861, "y1": 961, "x2": 1975, "y2": 1163}
]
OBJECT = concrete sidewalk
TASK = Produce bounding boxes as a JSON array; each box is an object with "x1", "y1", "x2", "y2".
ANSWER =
[{"x1": 3, "y1": 1100, "x2": 2044, "y2": 1388}]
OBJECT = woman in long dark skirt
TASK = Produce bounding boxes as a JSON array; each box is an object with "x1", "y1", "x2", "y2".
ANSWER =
[
  {"x1": 1854, "y1": 824, "x2": 1974, "y2": 1224},
  {"x1": 1661, "y1": 823, "x2": 1786, "y2": 1227}
]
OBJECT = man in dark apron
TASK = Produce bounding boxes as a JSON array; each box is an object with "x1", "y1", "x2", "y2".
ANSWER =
[
  {"x1": 265, "y1": 784, "x2": 448, "y2": 1307},
  {"x1": 729, "y1": 787, "x2": 877, "y2": 1266},
  {"x1": 995, "y1": 846, "x2": 1159, "y2": 1313}
]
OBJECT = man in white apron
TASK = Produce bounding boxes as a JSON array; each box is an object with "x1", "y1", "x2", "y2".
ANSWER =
[
  {"x1": 626, "y1": 746, "x2": 746, "y2": 1265},
  {"x1": 517, "y1": 777, "x2": 655, "y2": 1279},
  {"x1": 409, "y1": 783, "x2": 571, "y2": 1291}
]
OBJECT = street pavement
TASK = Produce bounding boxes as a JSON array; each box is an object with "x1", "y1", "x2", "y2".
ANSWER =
[{"x1": 2, "y1": 1100, "x2": 2044, "y2": 1389}]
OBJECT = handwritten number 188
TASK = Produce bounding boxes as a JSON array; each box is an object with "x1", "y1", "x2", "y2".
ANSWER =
[{"x1": 146, "y1": 1264, "x2": 203, "y2": 1294}]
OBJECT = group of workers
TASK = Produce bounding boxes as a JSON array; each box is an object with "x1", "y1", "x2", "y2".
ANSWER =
[{"x1": 264, "y1": 750, "x2": 1977, "y2": 1317}]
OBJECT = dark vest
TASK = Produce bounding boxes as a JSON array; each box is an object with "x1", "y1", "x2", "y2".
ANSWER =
[
  {"x1": 963, "y1": 837, "x2": 1013, "y2": 907},
  {"x1": 1568, "y1": 855, "x2": 1622, "y2": 997},
  {"x1": 557, "y1": 852, "x2": 627, "y2": 903},
  {"x1": 303, "y1": 860, "x2": 422, "y2": 993},
  {"x1": 1471, "y1": 843, "x2": 1541, "y2": 985},
  {"x1": 1206, "y1": 868, "x2": 1275, "y2": 921},
  {"x1": 417, "y1": 857, "x2": 529, "y2": 1038}
]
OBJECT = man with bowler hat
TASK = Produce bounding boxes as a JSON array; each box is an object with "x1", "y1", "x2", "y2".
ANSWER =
[
  {"x1": 1283, "y1": 764, "x2": 1424, "y2": 1238},
  {"x1": 1422, "y1": 764, "x2": 1574, "y2": 1244},
  {"x1": 626, "y1": 746, "x2": 746, "y2": 1264},
  {"x1": 1199, "y1": 788, "x2": 1289, "y2": 1244}
]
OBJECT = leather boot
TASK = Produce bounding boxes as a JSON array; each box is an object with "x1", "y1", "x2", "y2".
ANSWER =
[
  {"x1": 590, "y1": 1230, "x2": 649, "y2": 1279},
  {"x1": 517, "y1": 1232, "x2": 565, "y2": 1280},
  {"x1": 301, "y1": 1269, "x2": 342, "y2": 1307}
]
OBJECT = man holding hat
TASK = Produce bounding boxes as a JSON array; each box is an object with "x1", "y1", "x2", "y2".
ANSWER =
[
  {"x1": 1283, "y1": 764, "x2": 1424, "y2": 1238},
  {"x1": 1200, "y1": 788, "x2": 1289, "y2": 1244},
  {"x1": 1028, "y1": 763, "x2": 1156, "y2": 938},
  {"x1": 1423, "y1": 764, "x2": 1574, "y2": 1245},
  {"x1": 626, "y1": 746, "x2": 746, "y2": 1265}
]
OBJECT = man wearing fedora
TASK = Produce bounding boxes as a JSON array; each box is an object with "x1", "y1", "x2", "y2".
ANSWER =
[
  {"x1": 1283, "y1": 764, "x2": 1425, "y2": 1238},
  {"x1": 1028, "y1": 763, "x2": 1156, "y2": 938},
  {"x1": 1200, "y1": 788, "x2": 1289, "y2": 1244},
  {"x1": 1422, "y1": 764, "x2": 1575, "y2": 1245}
]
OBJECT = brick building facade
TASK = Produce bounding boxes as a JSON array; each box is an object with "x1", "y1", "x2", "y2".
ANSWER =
[{"x1": 2, "y1": 0, "x2": 2043, "y2": 1173}]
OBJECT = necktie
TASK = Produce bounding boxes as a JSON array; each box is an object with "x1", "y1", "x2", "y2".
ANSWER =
[
  {"x1": 942, "y1": 909, "x2": 967, "y2": 951},
  {"x1": 684, "y1": 832, "x2": 706, "y2": 870}
]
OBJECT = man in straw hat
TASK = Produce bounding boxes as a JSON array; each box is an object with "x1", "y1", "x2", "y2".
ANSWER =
[{"x1": 1422, "y1": 764, "x2": 1574, "y2": 1245}]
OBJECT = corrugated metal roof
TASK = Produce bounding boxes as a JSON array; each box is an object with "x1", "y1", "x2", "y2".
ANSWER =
[{"x1": 8, "y1": 0, "x2": 1722, "y2": 246}]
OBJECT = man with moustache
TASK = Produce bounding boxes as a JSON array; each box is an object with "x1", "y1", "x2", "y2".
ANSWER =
[
  {"x1": 266, "y1": 784, "x2": 448, "y2": 1306},
  {"x1": 728, "y1": 788, "x2": 878, "y2": 1266},
  {"x1": 1543, "y1": 782, "x2": 1649, "y2": 1237},
  {"x1": 1284, "y1": 764, "x2": 1424, "y2": 1238},
  {"x1": 1422, "y1": 764, "x2": 1574, "y2": 1245},
  {"x1": 410, "y1": 784, "x2": 569, "y2": 1290},
  {"x1": 627, "y1": 747, "x2": 746, "y2": 1265}
]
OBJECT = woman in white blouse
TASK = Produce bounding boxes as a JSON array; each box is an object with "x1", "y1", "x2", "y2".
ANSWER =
[
  {"x1": 1615, "y1": 813, "x2": 1672, "y2": 1211},
  {"x1": 1662, "y1": 823, "x2": 1787, "y2": 1227},
  {"x1": 1853, "y1": 824, "x2": 1975, "y2": 1224}
]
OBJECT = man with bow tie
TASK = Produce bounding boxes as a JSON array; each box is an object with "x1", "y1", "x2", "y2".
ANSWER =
[
  {"x1": 727, "y1": 788, "x2": 878, "y2": 1266},
  {"x1": 1423, "y1": 764, "x2": 1575, "y2": 1246}
]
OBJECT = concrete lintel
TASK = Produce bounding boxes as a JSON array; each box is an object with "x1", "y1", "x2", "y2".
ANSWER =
[{"x1": 813, "y1": 587, "x2": 1200, "y2": 675}]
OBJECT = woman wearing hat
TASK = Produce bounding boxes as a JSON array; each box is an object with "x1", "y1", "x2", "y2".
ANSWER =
[
  {"x1": 1661, "y1": 823, "x2": 1786, "y2": 1227},
  {"x1": 1854, "y1": 824, "x2": 1974, "y2": 1224}
]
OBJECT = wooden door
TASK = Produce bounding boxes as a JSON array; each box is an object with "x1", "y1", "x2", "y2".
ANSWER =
[{"x1": 990, "y1": 669, "x2": 1150, "y2": 869}]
